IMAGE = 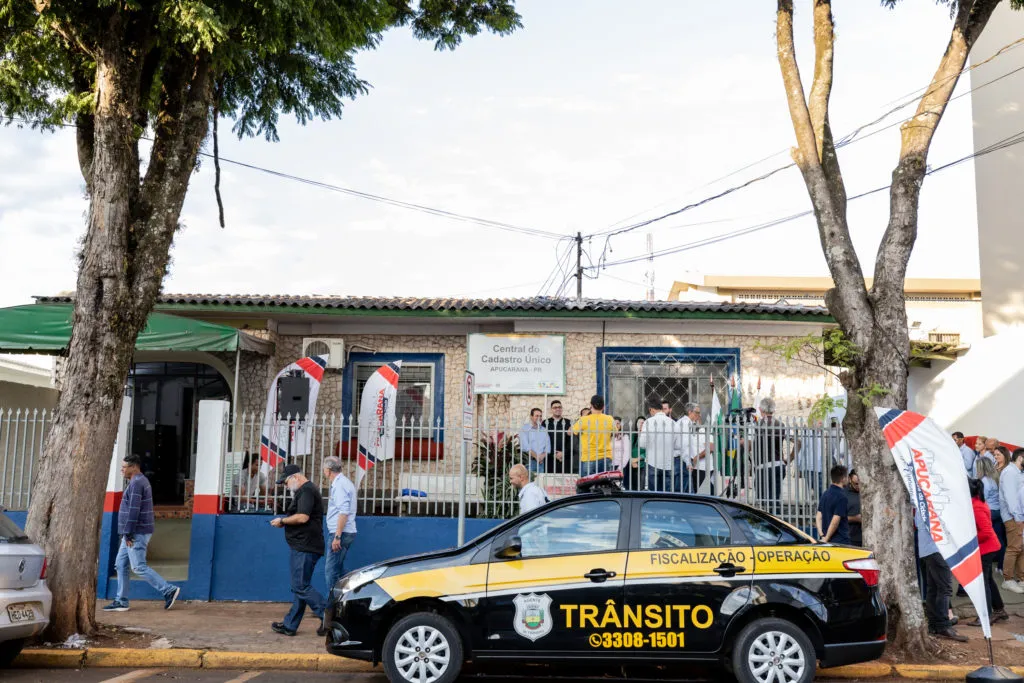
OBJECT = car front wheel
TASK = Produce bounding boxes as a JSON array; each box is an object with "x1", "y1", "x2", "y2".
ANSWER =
[
  {"x1": 382, "y1": 612, "x2": 463, "y2": 683},
  {"x1": 731, "y1": 617, "x2": 815, "y2": 683}
]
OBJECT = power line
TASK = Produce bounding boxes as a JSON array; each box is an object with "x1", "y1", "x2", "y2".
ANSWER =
[
  {"x1": 591, "y1": 126, "x2": 1024, "y2": 270},
  {"x1": 591, "y1": 33, "x2": 1024, "y2": 242},
  {"x1": 2, "y1": 116, "x2": 567, "y2": 241}
]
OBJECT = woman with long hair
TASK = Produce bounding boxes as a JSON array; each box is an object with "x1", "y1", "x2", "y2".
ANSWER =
[
  {"x1": 968, "y1": 478, "x2": 1009, "y2": 625},
  {"x1": 985, "y1": 449, "x2": 1009, "y2": 572}
]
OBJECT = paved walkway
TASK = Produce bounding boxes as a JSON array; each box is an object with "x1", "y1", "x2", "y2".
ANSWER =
[{"x1": 94, "y1": 602, "x2": 323, "y2": 653}]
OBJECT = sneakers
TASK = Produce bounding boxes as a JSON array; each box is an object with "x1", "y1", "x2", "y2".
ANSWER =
[
  {"x1": 102, "y1": 600, "x2": 129, "y2": 612},
  {"x1": 271, "y1": 621, "x2": 297, "y2": 637},
  {"x1": 931, "y1": 627, "x2": 968, "y2": 642},
  {"x1": 164, "y1": 586, "x2": 181, "y2": 610},
  {"x1": 1001, "y1": 579, "x2": 1024, "y2": 594},
  {"x1": 968, "y1": 610, "x2": 1010, "y2": 627}
]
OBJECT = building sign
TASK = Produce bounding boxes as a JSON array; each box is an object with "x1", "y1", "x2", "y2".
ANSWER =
[{"x1": 467, "y1": 334, "x2": 566, "y2": 395}]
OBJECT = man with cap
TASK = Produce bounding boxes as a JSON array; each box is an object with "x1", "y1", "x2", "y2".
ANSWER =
[{"x1": 270, "y1": 464, "x2": 327, "y2": 637}]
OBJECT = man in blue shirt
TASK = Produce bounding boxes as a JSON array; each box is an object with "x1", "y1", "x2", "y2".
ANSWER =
[
  {"x1": 815, "y1": 465, "x2": 850, "y2": 545},
  {"x1": 519, "y1": 408, "x2": 551, "y2": 474},
  {"x1": 322, "y1": 456, "x2": 357, "y2": 594},
  {"x1": 103, "y1": 454, "x2": 180, "y2": 612}
]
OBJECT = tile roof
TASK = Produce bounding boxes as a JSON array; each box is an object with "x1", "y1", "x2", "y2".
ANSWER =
[{"x1": 35, "y1": 294, "x2": 831, "y2": 317}]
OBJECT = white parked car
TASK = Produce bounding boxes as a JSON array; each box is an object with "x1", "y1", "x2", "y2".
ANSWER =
[{"x1": 0, "y1": 512, "x2": 50, "y2": 667}]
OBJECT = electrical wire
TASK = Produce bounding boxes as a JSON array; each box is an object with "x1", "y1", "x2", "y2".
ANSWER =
[
  {"x1": 591, "y1": 33, "x2": 1024, "y2": 241},
  {"x1": 2, "y1": 116, "x2": 567, "y2": 241},
  {"x1": 592, "y1": 126, "x2": 1024, "y2": 270}
]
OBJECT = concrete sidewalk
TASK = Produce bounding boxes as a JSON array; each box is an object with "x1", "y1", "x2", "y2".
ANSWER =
[{"x1": 91, "y1": 601, "x2": 324, "y2": 653}]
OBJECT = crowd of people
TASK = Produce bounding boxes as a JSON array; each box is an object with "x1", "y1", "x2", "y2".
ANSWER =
[
  {"x1": 913, "y1": 433, "x2": 1022, "y2": 643},
  {"x1": 512, "y1": 393, "x2": 845, "y2": 514}
]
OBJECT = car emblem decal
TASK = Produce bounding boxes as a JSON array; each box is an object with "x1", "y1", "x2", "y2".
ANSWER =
[
  {"x1": 513, "y1": 593, "x2": 552, "y2": 641},
  {"x1": 18, "y1": 559, "x2": 25, "y2": 575}
]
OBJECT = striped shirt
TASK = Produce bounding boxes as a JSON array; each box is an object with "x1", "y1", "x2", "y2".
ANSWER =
[{"x1": 118, "y1": 473, "x2": 155, "y2": 536}]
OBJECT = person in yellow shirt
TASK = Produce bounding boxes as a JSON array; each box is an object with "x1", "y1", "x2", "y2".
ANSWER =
[{"x1": 571, "y1": 395, "x2": 616, "y2": 476}]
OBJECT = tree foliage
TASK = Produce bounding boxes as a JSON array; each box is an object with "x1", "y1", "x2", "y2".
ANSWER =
[
  {"x1": 2, "y1": 0, "x2": 520, "y2": 141},
  {"x1": 1, "y1": 0, "x2": 520, "y2": 640}
]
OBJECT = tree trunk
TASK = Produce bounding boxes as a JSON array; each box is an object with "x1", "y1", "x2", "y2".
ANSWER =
[
  {"x1": 25, "y1": 41, "x2": 147, "y2": 636},
  {"x1": 25, "y1": 36, "x2": 212, "y2": 638}
]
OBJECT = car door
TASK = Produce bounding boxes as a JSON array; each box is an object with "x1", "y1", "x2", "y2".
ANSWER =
[
  {"x1": 623, "y1": 499, "x2": 754, "y2": 656},
  {"x1": 482, "y1": 498, "x2": 629, "y2": 656}
]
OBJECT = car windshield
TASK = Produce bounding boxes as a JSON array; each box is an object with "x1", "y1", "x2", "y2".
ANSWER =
[{"x1": 0, "y1": 514, "x2": 29, "y2": 542}]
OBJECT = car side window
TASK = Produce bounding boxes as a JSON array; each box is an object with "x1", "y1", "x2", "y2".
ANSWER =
[
  {"x1": 639, "y1": 501, "x2": 732, "y2": 549},
  {"x1": 518, "y1": 501, "x2": 621, "y2": 558},
  {"x1": 728, "y1": 508, "x2": 802, "y2": 546}
]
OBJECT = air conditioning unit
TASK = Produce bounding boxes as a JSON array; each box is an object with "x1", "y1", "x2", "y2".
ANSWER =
[{"x1": 302, "y1": 338, "x2": 345, "y2": 369}]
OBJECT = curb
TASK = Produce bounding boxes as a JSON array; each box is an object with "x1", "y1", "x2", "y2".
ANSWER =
[
  {"x1": 15, "y1": 648, "x2": 376, "y2": 673},
  {"x1": 14, "y1": 649, "x2": 1024, "y2": 678}
]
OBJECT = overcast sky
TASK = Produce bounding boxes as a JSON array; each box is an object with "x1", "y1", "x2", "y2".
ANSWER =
[{"x1": 0, "y1": 0, "x2": 1004, "y2": 315}]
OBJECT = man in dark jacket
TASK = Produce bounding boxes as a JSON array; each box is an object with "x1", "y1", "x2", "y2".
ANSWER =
[
  {"x1": 271, "y1": 464, "x2": 327, "y2": 636},
  {"x1": 103, "y1": 454, "x2": 180, "y2": 612},
  {"x1": 542, "y1": 400, "x2": 575, "y2": 475}
]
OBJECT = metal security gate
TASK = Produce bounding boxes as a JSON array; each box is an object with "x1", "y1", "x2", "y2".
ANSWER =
[{"x1": 602, "y1": 349, "x2": 735, "y2": 425}]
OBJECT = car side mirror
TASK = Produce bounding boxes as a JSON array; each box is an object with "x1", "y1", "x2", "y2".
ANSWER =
[{"x1": 495, "y1": 535, "x2": 522, "y2": 559}]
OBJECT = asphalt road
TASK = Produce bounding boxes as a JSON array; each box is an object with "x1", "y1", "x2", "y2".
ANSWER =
[{"x1": 0, "y1": 670, "x2": 895, "y2": 682}]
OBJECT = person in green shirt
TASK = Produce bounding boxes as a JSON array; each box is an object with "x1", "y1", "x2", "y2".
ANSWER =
[{"x1": 627, "y1": 416, "x2": 647, "y2": 490}]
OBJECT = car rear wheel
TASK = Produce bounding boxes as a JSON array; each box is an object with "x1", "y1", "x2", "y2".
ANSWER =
[
  {"x1": 731, "y1": 617, "x2": 814, "y2": 683},
  {"x1": 0, "y1": 638, "x2": 26, "y2": 668},
  {"x1": 382, "y1": 612, "x2": 463, "y2": 683}
]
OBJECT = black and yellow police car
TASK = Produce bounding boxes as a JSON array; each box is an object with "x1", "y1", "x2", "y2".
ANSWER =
[{"x1": 324, "y1": 472, "x2": 885, "y2": 683}]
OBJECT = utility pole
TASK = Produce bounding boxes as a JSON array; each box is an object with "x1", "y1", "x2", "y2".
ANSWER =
[{"x1": 575, "y1": 231, "x2": 584, "y2": 301}]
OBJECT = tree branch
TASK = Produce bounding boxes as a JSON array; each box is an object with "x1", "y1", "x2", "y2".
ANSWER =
[
  {"x1": 872, "y1": 0, "x2": 1001, "y2": 302},
  {"x1": 776, "y1": 0, "x2": 872, "y2": 347},
  {"x1": 134, "y1": 50, "x2": 213, "y2": 303}
]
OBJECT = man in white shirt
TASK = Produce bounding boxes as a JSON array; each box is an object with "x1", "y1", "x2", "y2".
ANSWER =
[
  {"x1": 953, "y1": 432, "x2": 977, "y2": 477},
  {"x1": 322, "y1": 456, "x2": 357, "y2": 594},
  {"x1": 639, "y1": 399, "x2": 681, "y2": 493},
  {"x1": 999, "y1": 450, "x2": 1024, "y2": 593},
  {"x1": 679, "y1": 402, "x2": 713, "y2": 495},
  {"x1": 509, "y1": 464, "x2": 548, "y2": 514}
]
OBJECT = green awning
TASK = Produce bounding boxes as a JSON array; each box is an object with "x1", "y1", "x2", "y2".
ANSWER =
[{"x1": 0, "y1": 304, "x2": 272, "y2": 354}]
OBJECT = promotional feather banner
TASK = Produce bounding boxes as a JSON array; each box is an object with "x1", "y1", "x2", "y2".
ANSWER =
[
  {"x1": 259, "y1": 355, "x2": 327, "y2": 471},
  {"x1": 356, "y1": 361, "x2": 402, "y2": 489},
  {"x1": 876, "y1": 408, "x2": 990, "y2": 638}
]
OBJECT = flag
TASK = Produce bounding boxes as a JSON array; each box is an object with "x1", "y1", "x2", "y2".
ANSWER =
[
  {"x1": 753, "y1": 377, "x2": 764, "y2": 419},
  {"x1": 260, "y1": 355, "x2": 328, "y2": 471},
  {"x1": 710, "y1": 378, "x2": 728, "y2": 480},
  {"x1": 728, "y1": 374, "x2": 742, "y2": 413},
  {"x1": 356, "y1": 361, "x2": 402, "y2": 489},
  {"x1": 876, "y1": 408, "x2": 991, "y2": 638}
]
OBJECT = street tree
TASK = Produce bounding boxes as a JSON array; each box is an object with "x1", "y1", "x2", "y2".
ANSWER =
[
  {"x1": 1, "y1": 0, "x2": 520, "y2": 638},
  {"x1": 774, "y1": 0, "x2": 1018, "y2": 651}
]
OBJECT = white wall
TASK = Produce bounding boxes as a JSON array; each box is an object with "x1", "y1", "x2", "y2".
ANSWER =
[{"x1": 909, "y1": 331, "x2": 1024, "y2": 444}]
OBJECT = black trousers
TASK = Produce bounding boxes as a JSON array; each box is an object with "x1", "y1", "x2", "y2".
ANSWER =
[
  {"x1": 982, "y1": 551, "x2": 1005, "y2": 612},
  {"x1": 920, "y1": 553, "x2": 952, "y2": 632}
]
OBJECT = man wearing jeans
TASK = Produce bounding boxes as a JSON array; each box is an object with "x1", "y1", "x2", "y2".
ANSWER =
[
  {"x1": 639, "y1": 399, "x2": 681, "y2": 492},
  {"x1": 322, "y1": 456, "x2": 357, "y2": 594},
  {"x1": 571, "y1": 395, "x2": 615, "y2": 477},
  {"x1": 271, "y1": 464, "x2": 327, "y2": 637},
  {"x1": 103, "y1": 454, "x2": 180, "y2": 612},
  {"x1": 998, "y1": 449, "x2": 1024, "y2": 593}
]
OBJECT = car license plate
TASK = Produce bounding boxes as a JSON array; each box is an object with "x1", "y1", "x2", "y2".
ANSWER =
[{"x1": 7, "y1": 603, "x2": 38, "y2": 623}]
